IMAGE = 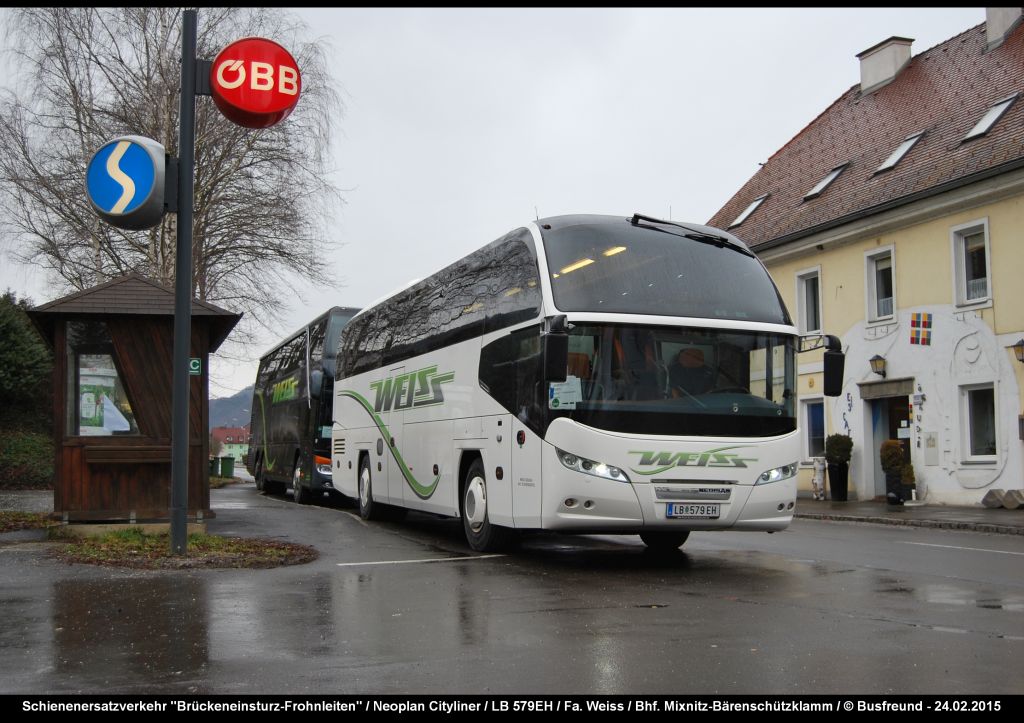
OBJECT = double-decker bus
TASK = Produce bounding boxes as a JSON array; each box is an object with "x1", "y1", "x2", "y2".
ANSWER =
[
  {"x1": 247, "y1": 306, "x2": 359, "y2": 503},
  {"x1": 332, "y1": 214, "x2": 843, "y2": 551}
]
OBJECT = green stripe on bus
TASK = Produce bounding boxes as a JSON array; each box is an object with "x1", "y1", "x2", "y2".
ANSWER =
[
  {"x1": 338, "y1": 390, "x2": 440, "y2": 499},
  {"x1": 257, "y1": 392, "x2": 276, "y2": 471}
]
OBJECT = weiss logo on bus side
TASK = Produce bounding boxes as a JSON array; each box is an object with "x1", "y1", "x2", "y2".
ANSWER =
[
  {"x1": 215, "y1": 59, "x2": 299, "y2": 95},
  {"x1": 370, "y1": 365, "x2": 455, "y2": 413}
]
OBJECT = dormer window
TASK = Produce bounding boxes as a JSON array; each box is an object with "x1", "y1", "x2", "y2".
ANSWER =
[
  {"x1": 876, "y1": 132, "x2": 923, "y2": 172},
  {"x1": 728, "y1": 194, "x2": 768, "y2": 228},
  {"x1": 804, "y1": 164, "x2": 847, "y2": 200},
  {"x1": 963, "y1": 94, "x2": 1017, "y2": 141}
]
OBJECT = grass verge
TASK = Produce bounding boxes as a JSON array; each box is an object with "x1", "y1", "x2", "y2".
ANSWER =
[
  {"x1": 52, "y1": 527, "x2": 318, "y2": 569},
  {"x1": 0, "y1": 511, "x2": 55, "y2": 533},
  {"x1": 210, "y1": 475, "x2": 243, "y2": 489}
]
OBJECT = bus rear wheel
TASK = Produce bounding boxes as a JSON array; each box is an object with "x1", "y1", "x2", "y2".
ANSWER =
[
  {"x1": 639, "y1": 531, "x2": 690, "y2": 551},
  {"x1": 461, "y1": 458, "x2": 516, "y2": 553},
  {"x1": 254, "y1": 457, "x2": 265, "y2": 492},
  {"x1": 293, "y1": 462, "x2": 312, "y2": 505},
  {"x1": 358, "y1": 455, "x2": 382, "y2": 520}
]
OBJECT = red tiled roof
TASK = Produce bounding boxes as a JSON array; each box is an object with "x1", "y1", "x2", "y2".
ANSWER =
[
  {"x1": 708, "y1": 22, "x2": 1024, "y2": 248},
  {"x1": 212, "y1": 426, "x2": 249, "y2": 444}
]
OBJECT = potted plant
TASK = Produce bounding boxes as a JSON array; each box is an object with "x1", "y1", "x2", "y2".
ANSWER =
[
  {"x1": 880, "y1": 439, "x2": 904, "y2": 505},
  {"x1": 825, "y1": 433, "x2": 853, "y2": 501},
  {"x1": 901, "y1": 463, "x2": 916, "y2": 503}
]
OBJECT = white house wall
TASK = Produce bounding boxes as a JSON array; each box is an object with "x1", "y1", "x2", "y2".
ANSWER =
[{"x1": 835, "y1": 305, "x2": 1021, "y2": 505}]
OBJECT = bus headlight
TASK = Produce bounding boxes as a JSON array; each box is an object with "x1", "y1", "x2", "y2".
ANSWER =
[
  {"x1": 556, "y1": 448, "x2": 630, "y2": 483},
  {"x1": 756, "y1": 462, "x2": 798, "y2": 485},
  {"x1": 315, "y1": 455, "x2": 332, "y2": 476}
]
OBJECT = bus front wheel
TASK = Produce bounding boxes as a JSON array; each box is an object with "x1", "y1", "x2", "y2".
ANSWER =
[
  {"x1": 461, "y1": 458, "x2": 516, "y2": 553},
  {"x1": 639, "y1": 531, "x2": 690, "y2": 551}
]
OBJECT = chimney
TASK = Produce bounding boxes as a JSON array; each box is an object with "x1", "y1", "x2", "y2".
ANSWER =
[
  {"x1": 857, "y1": 36, "x2": 913, "y2": 94},
  {"x1": 986, "y1": 7, "x2": 1023, "y2": 50}
]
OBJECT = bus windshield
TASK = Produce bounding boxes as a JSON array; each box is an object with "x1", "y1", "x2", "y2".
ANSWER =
[
  {"x1": 541, "y1": 217, "x2": 790, "y2": 324},
  {"x1": 550, "y1": 323, "x2": 796, "y2": 437}
]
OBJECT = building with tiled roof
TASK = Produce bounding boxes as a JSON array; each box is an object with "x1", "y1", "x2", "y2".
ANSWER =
[
  {"x1": 709, "y1": 8, "x2": 1024, "y2": 506},
  {"x1": 212, "y1": 425, "x2": 250, "y2": 466}
]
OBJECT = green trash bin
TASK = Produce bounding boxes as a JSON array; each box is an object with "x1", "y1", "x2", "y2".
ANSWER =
[
  {"x1": 220, "y1": 456, "x2": 235, "y2": 478},
  {"x1": 209, "y1": 457, "x2": 219, "y2": 476}
]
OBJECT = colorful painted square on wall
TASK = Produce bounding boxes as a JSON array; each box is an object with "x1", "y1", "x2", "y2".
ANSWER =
[
  {"x1": 910, "y1": 313, "x2": 933, "y2": 345},
  {"x1": 910, "y1": 312, "x2": 932, "y2": 328}
]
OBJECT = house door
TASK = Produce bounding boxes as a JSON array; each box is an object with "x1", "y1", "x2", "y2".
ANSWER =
[{"x1": 869, "y1": 395, "x2": 911, "y2": 498}]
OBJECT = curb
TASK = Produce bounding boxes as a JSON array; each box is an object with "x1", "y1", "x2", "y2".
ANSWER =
[{"x1": 794, "y1": 512, "x2": 1024, "y2": 536}]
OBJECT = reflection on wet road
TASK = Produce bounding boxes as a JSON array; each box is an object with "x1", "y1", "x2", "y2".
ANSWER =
[{"x1": 1, "y1": 483, "x2": 1021, "y2": 694}]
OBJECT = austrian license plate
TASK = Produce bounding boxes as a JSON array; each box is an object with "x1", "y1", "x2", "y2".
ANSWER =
[{"x1": 666, "y1": 503, "x2": 720, "y2": 519}]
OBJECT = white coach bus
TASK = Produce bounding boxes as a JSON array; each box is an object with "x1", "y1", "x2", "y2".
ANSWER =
[{"x1": 332, "y1": 214, "x2": 843, "y2": 552}]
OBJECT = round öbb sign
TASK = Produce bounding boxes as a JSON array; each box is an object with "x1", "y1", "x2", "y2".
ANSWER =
[{"x1": 210, "y1": 37, "x2": 301, "y2": 129}]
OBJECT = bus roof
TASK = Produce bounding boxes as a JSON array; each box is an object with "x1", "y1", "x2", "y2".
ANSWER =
[
  {"x1": 257, "y1": 306, "x2": 360, "y2": 361},
  {"x1": 536, "y1": 213, "x2": 753, "y2": 253}
]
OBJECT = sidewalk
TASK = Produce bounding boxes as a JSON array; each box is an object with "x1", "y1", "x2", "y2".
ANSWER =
[{"x1": 795, "y1": 497, "x2": 1024, "y2": 536}]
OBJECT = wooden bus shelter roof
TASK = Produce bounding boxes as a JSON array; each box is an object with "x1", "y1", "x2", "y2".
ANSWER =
[{"x1": 28, "y1": 273, "x2": 241, "y2": 352}]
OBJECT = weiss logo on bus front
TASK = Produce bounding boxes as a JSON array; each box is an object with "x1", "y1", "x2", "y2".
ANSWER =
[
  {"x1": 628, "y1": 447, "x2": 758, "y2": 475},
  {"x1": 370, "y1": 366, "x2": 455, "y2": 413}
]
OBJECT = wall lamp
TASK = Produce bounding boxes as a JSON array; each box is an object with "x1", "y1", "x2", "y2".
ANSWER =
[
  {"x1": 1013, "y1": 339, "x2": 1024, "y2": 364},
  {"x1": 869, "y1": 354, "x2": 887, "y2": 378}
]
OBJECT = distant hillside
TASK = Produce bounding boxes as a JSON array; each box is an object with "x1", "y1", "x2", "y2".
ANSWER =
[{"x1": 210, "y1": 386, "x2": 254, "y2": 430}]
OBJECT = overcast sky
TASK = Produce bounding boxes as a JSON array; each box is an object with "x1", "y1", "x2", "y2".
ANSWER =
[{"x1": 0, "y1": 7, "x2": 984, "y2": 399}]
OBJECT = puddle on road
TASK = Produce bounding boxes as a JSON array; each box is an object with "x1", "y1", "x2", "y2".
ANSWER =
[
  {"x1": 210, "y1": 501, "x2": 255, "y2": 510},
  {"x1": 874, "y1": 577, "x2": 1024, "y2": 612}
]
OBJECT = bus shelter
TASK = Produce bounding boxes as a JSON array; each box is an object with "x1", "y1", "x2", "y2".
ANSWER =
[{"x1": 29, "y1": 274, "x2": 241, "y2": 524}]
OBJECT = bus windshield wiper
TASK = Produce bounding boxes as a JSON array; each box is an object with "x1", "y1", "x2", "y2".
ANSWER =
[{"x1": 629, "y1": 213, "x2": 755, "y2": 258}]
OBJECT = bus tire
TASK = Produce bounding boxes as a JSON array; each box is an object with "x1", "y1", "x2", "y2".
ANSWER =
[
  {"x1": 461, "y1": 457, "x2": 516, "y2": 553},
  {"x1": 639, "y1": 531, "x2": 690, "y2": 551},
  {"x1": 254, "y1": 456, "x2": 265, "y2": 493},
  {"x1": 358, "y1": 455, "x2": 383, "y2": 520},
  {"x1": 293, "y1": 462, "x2": 311, "y2": 505}
]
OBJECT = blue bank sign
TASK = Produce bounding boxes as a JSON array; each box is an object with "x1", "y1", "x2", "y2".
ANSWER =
[{"x1": 86, "y1": 135, "x2": 167, "y2": 230}]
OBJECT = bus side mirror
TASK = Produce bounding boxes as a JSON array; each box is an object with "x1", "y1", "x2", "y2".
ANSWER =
[
  {"x1": 310, "y1": 370, "x2": 323, "y2": 397},
  {"x1": 543, "y1": 315, "x2": 569, "y2": 382},
  {"x1": 823, "y1": 335, "x2": 844, "y2": 397}
]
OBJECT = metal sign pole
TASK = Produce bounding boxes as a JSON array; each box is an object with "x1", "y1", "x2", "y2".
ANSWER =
[{"x1": 171, "y1": 9, "x2": 198, "y2": 555}]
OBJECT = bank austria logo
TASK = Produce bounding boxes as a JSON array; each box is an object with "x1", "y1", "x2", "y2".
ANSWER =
[
  {"x1": 370, "y1": 365, "x2": 455, "y2": 413},
  {"x1": 628, "y1": 446, "x2": 758, "y2": 475}
]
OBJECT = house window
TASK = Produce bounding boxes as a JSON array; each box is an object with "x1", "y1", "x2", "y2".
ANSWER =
[
  {"x1": 802, "y1": 398, "x2": 825, "y2": 461},
  {"x1": 962, "y1": 384, "x2": 996, "y2": 460},
  {"x1": 963, "y1": 94, "x2": 1017, "y2": 142},
  {"x1": 876, "y1": 132, "x2": 923, "y2": 172},
  {"x1": 729, "y1": 194, "x2": 768, "y2": 228},
  {"x1": 866, "y1": 248, "x2": 895, "y2": 321},
  {"x1": 796, "y1": 268, "x2": 822, "y2": 334},
  {"x1": 951, "y1": 220, "x2": 990, "y2": 306},
  {"x1": 804, "y1": 164, "x2": 847, "y2": 200}
]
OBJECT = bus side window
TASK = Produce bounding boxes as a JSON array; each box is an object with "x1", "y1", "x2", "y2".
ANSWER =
[
  {"x1": 479, "y1": 325, "x2": 544, "y2": 435},
  {"x1": 309, "y1": 321, "x2": 326, "y2": 363}
]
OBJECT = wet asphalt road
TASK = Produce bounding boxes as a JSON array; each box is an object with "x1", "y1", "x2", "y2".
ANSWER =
[{"x1": 1, "y1": 482, "x2": 1022, "y2": 695}]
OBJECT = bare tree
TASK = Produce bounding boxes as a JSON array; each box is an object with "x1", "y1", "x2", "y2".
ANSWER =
[{"x1": 0, "y1": 7, "x2": 343, "y2": 341}]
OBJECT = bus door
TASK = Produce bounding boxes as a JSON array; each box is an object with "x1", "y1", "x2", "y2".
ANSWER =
[
  {"x1": 383, "y1": 365, "x2": 406, "y2": 505},
  {"x1": 510, "y1": 417, "x2": 542, "y2": 528}
]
